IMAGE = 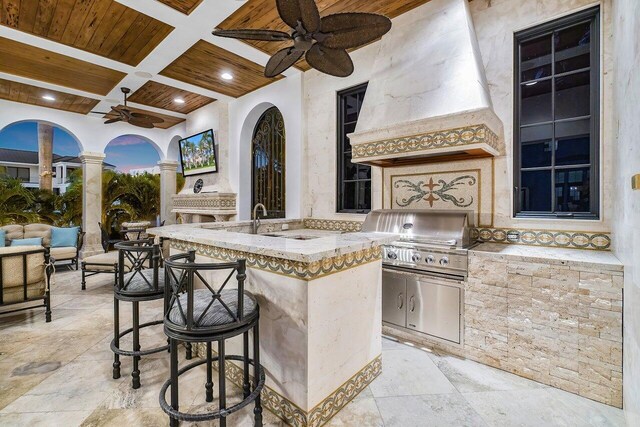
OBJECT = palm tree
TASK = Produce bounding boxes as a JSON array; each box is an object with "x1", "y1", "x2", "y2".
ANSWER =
[{"x1": 0, "y1": 176, "x2": 40, "y2": 225}]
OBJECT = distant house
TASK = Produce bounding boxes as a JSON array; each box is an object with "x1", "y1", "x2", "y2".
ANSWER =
[
  {"x1": 129, "y1": 166, "x2": 160, "y2": 176},
  {"x1": 0, "y1": 148, "x2": 116, "y2": 194}
]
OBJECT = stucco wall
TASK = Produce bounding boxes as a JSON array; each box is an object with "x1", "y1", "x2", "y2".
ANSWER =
[
  {"x1": 302, "y1": 0, "x2": 613, "y2": 238},
  {"x1": 611, "y1": 0, "x2": 640, "y2": 423}
]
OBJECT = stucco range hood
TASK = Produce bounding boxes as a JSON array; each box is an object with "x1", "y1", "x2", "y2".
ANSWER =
[{"x1": 349, "y1": 0, "x2": 504, "y2": 167}]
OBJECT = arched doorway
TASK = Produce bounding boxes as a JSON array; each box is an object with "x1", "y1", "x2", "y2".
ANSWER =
[
  {"x1": 251, "y1": 107, "x2": 285, "y2": 219},
  {"x1": 0, "y1": 120, "x2": 82, "y2": 195}
]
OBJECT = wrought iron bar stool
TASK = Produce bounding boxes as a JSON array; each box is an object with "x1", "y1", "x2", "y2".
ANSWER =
[
  {"x1": 112, "y1": 239, "x2": 170, "y2": 389},
  {"x1": 160, "y1": 250, "x2": 264, "y2": 427}
]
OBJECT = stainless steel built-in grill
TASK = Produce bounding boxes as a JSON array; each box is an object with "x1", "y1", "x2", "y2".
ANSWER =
[{"x1": 362, "y1": 209, "x2": 476, "y2": 345}]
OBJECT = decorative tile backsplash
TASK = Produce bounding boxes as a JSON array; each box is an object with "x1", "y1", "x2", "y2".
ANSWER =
[
  {"x1": 473, "y1": 227, "x2": 612, "y2": 251},
  {"x1": 384, "y1": 158, "x2": 494, "y2": 227},
  {"x1": 392, "y1": 173, "x2": 479, "y2": 209}
]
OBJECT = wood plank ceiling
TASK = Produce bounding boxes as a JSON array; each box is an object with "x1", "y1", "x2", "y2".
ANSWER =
[
  {"x1": 103, "y1": 105, "x2": 185, "y2": 129},
  {"x1": 0, "y1": 36, "x2": 126, "y2": 95},
  {"x1": 159, "y1": 39, "x2": 282, "y2": 98},
  {"x1": 156, "y1": 0, "x2": 204, "y2": 15},
  {"x1": 0, "y1": 0, "x2": 174, "y2": 66},
  {"x1": 218, "y1": 0, "x2": 434, "y2": 70},
  {"x1": 128, "y1": 81, "x2": 215, "y2": 114},
  {"x1": 0, "y1": 77, "x2": 100, "y2": 113}
]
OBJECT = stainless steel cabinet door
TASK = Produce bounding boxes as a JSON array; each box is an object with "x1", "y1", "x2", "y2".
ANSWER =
[
  {"x1": 382, "y1": 271, "x2": 407, "y2": 327},
  {"x1": 406, "y1": 278, "x2": 461, "y2": 343}
]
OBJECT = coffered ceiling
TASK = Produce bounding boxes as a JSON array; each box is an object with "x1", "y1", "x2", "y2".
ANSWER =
[
  {"x1": 218, "y1": 0, "x2": 434, "y2": 70},
  {"x1": 128, "y1": 81, "x2": 215, "y2": 114},
  {"x1": 0, "y1": 0, "x2": 435, "y2": 129},
  {"x1": 0, "y1": 78, "x2": 99, "y2": 114},
  {"x1": 0, "y1": 0, "x2": 174, "y2": 66},
  {"x1": 160, "y1": 39, "x2": 281, "y2": 98},
  {"x1": 0, "y1": 36, "x2": 126, "y2": 95}
]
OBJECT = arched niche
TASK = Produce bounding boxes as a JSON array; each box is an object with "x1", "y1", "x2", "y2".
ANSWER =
[{"x1": 238, "y1": 102, "x2": 278, "y2": 220}]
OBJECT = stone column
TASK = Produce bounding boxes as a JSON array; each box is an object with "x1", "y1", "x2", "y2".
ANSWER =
[
  {"x1": 158, "y1": 160, "x2": 178, "y2": 225},
  {"x1": 38, "y1": 123, "x2": 53, "y2": 191},
  {"x1": 80, "y1": 152, "x2": 106, "y2": 257}
]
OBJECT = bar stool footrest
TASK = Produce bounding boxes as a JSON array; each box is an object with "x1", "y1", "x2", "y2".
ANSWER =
[
  {"x1": 111, "y1": 319, "x2": 170, "y2": 357},
  {"x1": 159, "y1": 355, "x2": 265, "y2": 423}
]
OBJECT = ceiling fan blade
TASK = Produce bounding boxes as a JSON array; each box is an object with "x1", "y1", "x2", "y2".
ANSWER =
[
  {"x1": 128, "y1": 118, "x2": 155, "y2": 129},
  {"x1": 265, "y1": 47, "x2": 305, "y2": 77},
  {"x1": 306, "y1": 44, "x2": 354, "y2": 77},
  {"x1": 276, "y1": 0, "x2": 320, "y2": 32},
  {"x1": 320, "y1": 13, "x2": 392, "y2": 49},
  {"x1": 130, "y1": 112, "x2": 164, "y2": 123},
  {"x1": 104, "y1": 118, "x2": 122, "y2": 124},
  {"x1": 90, "y1": 111, "x2": 113, "y2": 115},
  {"x1": 212, "y1": 28, "x2": 292, "y2": 42}
]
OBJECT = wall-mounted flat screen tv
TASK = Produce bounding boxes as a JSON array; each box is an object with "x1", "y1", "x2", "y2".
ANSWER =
[{"x1": 178, "y1": 129, "x2": 218, "y2": 177}]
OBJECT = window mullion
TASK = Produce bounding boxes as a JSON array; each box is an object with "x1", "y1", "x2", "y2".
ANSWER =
[{"x1": 550, "y1": 31, "x2": 557, "y2": 213}]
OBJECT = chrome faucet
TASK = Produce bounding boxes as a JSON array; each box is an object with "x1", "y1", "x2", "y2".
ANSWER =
[{"x1": 252, "y1": 203, "x2": 268, "y2": 234}]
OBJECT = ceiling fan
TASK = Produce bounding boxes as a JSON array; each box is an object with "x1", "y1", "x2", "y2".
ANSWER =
[
  {"x1": 212, "y1": 0, "x2": 392, "y2": 78},
  {"x1": 90, "y1": 87, "x2": 164, "y2": 129}
]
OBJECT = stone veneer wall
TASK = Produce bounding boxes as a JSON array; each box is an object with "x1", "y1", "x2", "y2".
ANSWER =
[{"x1": 465, "y1": 249, "x2": 623, "y2": 407}]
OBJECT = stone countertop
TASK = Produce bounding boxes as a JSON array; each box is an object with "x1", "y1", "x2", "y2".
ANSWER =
[
  {"x1": 148, "y1": 221, "x2": 396, "y2": 263},
  {"x1": 470, "y1": 243, "x2": 623, "y2": 272}
]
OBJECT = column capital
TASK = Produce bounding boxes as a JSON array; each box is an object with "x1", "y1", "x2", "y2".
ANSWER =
[
  {"x1": 79, "y1": 151, "x2": 106, "y2": 164},
  {"x1": 158, "y1": 159, "x2": 179, "y2": 171}
]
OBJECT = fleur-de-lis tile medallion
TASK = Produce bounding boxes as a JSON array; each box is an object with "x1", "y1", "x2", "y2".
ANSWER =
[{"x1": 393, "y1": 175, "x2": 477, "y2": 208}]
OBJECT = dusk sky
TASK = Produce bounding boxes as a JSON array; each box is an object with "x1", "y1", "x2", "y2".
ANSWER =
[{"x1": 0, "y1": 122, "x2": 160, "y2": 173}]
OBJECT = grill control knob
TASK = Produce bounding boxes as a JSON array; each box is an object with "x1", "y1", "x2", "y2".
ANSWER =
[
  {"x1": 387, "y1": 251, "x2": 398, "y2": 260},
  {"x1": 439, "y1": 256, "x2": 450, "y2": 266},
  {"x1": 426, "y1": 255, "x2": 435, "y2": 264},
  {"x1": 411, "y1": 253, "x2": 422, "y2": 263}
]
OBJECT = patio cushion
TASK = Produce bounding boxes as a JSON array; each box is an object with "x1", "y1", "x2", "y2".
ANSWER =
[
  {"x1": 24, "y1": 224, "x2": 52, "y2": 247},
  {"x1": 121, "y1": 268, "x2": 165, "y2": 292},
  {"x1": 82, "y1": 251, "x2": 132, "y2": 271},
  {"x1": 11, "y1": 238, "x2": 43, "y2": 247},
  {"x1": 168, "y1": 289, "x2": 257, "y2": 327},
  {"x1": 50, "y1": 246, "x2": 77, "y2": 261},
  {"x1": 2, "y1": 282, "x2": 46, "y2": 304},
  {"x1": 51, "y1": 226, "x2": 79, "y2": 248},
  {"x1": 0, "y1": 246, "x2": 45, "y2": 288},
  {"x1": 1, "y1": 225, "x2": 24, "y2": 244},
  {"x1": 0, "y1": 230, "x2": 4, "y2": 247}
]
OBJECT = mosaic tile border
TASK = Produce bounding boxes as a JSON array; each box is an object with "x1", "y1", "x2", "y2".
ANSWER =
[
  {"x1": 303, "y1": 218, "x2": 363, "y2": 232},
  {"x1": 351, "y1": 124, "x2": 500, "y2": 160},
  {"x1": 173, "y1": 197, "x2": 236, "y2": 209},
  {"x1": 170, "y1": 239, "x2": 381, "y2": 280},
  {"x1": 472, "y1": 227, "x2": 612, "y2": 251},
  {"x1": 307, "y1": 355, "x2": 382, "y2": 427},
  {"x1": 192, "y1": 343, "x2": 381, "y2": 427}
]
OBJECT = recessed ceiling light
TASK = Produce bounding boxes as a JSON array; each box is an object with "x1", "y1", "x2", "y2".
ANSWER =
[
  {"x1": 42, "y1": 95, "x2": 56, "y2": 101},
  {"x1": 174, "y1": 98, "x2": 185, "y2": 104},
  {"x1": 221, "y1": 72, "x2": 233, "y2": 81}
]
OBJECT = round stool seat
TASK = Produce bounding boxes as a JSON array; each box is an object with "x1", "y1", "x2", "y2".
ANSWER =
[
  {"x1": 167, "y1": 289, "x2": 257, "y2": 328},
  {"x1": 121, "y1": 267, "x2": 165, "y2": 292}
]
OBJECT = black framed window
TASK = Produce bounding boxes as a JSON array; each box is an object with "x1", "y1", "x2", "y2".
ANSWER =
[
  {"x1": 5, "y1": 166, "x2": 30, "y2": 182},
  {"x1": 337, "y1": 83, "x2": 370, "y2": 213},
  {"x1": 514, "y1": 7, "x2": 599, "y2": 219}
]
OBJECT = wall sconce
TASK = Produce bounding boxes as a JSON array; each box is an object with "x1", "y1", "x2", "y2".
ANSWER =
[{"x1": 633, "y1": 174, "x2": 640, "y2": 190}]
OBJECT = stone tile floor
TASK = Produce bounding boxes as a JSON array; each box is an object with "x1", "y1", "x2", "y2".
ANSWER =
[{"x1": 0, "y1": 268, "x2": 626, "y2": 426}]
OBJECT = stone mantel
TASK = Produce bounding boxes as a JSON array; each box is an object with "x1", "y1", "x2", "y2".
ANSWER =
[{"x1": 171, "y1": 192, "x2": 237, "y2": 222}]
